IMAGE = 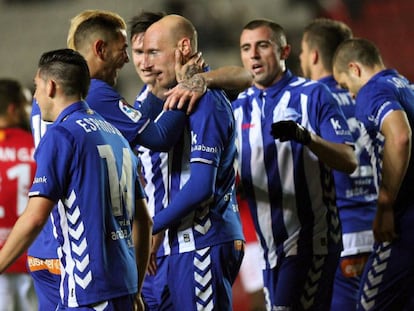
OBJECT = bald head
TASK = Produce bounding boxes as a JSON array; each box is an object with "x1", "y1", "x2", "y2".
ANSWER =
[
  {"x1": 147, "y1": 14, "x2": 197, "y2": 52},
  {"x1": 143, "y1": 14, "x2": 198, "y2": 90}
]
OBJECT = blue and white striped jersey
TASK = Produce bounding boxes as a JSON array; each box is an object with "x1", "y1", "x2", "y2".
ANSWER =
[
  {"x1": 321, "y1": 76, "x2": 376, "y2": 256},
  {"x1": 232, "y1": 70, "x2": 354, "y2": 269},
  {"x1": 150, "y1": 89, "x2": 244, "y2": 254},
  {"x1": 29, "y1": 101, "x2": 140, "y2": 307},
  {"x1": 134, "y1": 88, "x2": 171, "y2": 257},
  {"x1": 355, "y1": 69, "x2": 414, "y2": 211}
]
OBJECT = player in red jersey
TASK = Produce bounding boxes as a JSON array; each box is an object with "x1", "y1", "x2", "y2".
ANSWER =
[{"x1": 0, "y1": 79, "x2": 37, "y2": 310}]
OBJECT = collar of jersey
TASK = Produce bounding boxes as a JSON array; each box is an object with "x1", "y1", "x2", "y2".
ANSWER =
[{"x1": 56, "y1": 100, "x2": 90, "y2": 124}]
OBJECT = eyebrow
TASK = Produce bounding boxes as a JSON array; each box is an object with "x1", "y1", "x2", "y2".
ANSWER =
[{"x1": 241, "y1": 39, "x2": 274, "y2": 48}]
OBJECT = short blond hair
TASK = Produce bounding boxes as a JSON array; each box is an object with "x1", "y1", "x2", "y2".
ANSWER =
[{"x1": 67, "y1": 10, "x2": 126, "y2": 50}]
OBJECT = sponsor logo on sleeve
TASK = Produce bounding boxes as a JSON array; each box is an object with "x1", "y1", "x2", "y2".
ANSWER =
[{"x1": 118, "y1": 99, "x2": 142, "y2": 122}]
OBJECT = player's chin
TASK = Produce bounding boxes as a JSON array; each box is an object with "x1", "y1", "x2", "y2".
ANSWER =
[{"x1": 142, "y1": 77, "x2": 156, "y2": 85}]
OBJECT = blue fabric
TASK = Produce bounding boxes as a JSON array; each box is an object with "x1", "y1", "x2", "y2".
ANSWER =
[
  {"x1": 30, "y1": 101, "x2": 139, "y2": 307},
  {"x1": 30, "y1": 267, "x2": 61, "y2": 310},
  {"x1": 87, "y1": 79, "x2": 186, "y2": 151},
  {"x1": 232, "y1": 70, "x2": 351, "y2": 269},
  {"x1": 167, "y1": 241, "x2": 243, "y2": 311},
  {"x1": 147, "y1": 89, "x2": 244, "y2": 254},
  {"x1": 262, "y1": 252, "x2": 339, "y2": 310},
  {"x1": 354, "y1": 69, "x2": 414, "y2": 310}
]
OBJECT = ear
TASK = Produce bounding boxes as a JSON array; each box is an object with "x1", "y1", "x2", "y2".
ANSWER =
[
  {"x1": 311, "y1": 50, "x2": 318, "y2": 65},
  {"x1": 349, "y1": 62, "x2": 361, "y2": 77},
  {"x1": 47, "y1": 79, "x2": 57, "y2": 98},
  {"x1": 178, "y1": 38, "x2": 192, "y2": 59},
  {"x1": 93, "y1": 39, "x2": 106, "y2": 60},
  {"x1": 280, "y1": 44, "x2": 291, "y2": 60}
]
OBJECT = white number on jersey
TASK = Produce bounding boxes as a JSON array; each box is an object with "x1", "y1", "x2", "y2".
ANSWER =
[
  {"x1": 97, "y1": 145, "x2": 134, "y2": 218},
  {"x1": 0, "y1": 163, "x2": 31, "y2": 218}
]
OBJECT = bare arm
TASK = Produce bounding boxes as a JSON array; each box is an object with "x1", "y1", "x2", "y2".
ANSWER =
[
  {"x1": 200, "y1": 66, "x2": 252, "y2": 92},
  {"x1": 133, "y1": 197, "x2": 153, "y2": 293},
  {"x1": 163, "y1": 50, "x2": 252, "y2": 113},
  {"x1": 132, "y1": 196, "x2": 153, "y2": 311},
  {"x1": 308, "y1": 133, "x2": 357, "y2": 174},
  {"x1": 0, "y1": 196, "x2": 53, "y2": 273},
  {"x1": 174, "y1": 50, "x2": 252, "y2": 92},
  {"x1": 374, "y1": 110, "x2": 411, "y2": 242}
]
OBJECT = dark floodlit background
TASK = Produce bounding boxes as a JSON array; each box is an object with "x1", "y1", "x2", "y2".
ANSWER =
[{"x1": 1, "y1": 0, "x2": 412, "y2": 104}]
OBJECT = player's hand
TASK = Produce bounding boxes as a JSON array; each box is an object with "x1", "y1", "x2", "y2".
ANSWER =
[
  {"x1": 163, "y1": 74, "x2": 206, "y2": 114},
  {"x1": 271, "y1": 120, "x2": 311, "y2": 145},
  {"x1": 373, "y1": 207, "x2": 398, "y2": 242},
  {"x1": 133, "y1": 294, "x2": 145, "y2": 311},
  {"x1": 147, "y1": 232, "x2": 165, "y2": 275},
  {"x1": 147, "y1": 252, "x2": 157, "y2": 275},
  {"x1": 175, "y1": 50, "x2": 205, "y2": 83},
  {"x1": 163, "y1": 50, "x2": 207, "y2": 114}
]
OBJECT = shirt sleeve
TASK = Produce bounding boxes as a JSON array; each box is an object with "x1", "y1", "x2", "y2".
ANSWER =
[
  {"x1": 152, "y1": 162, "x2": 216, "y2": 234},
  {"x1": 132, "y1": 92, "x2": 187, "y2": 151},
  {"x1": 29, "y1": 127, "x2": 73, "y2": 202},
  {"x1": 312, "y1": 85, "x2": 355, "y2": 145}
]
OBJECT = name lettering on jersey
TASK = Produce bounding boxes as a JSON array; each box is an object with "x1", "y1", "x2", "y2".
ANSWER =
[
  {"x1": 332, "y1": 92, "x2": 354, "y2": 107},
  {"x1": 33, "y1": 176, "x2": 47, "y2": 184},
  {"x1": 76, "y1": 118, "x2": 122, "y2": 136},
  {"x1": 190, "y1": 131, "x2": 218, "y2": 154},
  {"x1": 0, "y1": 147, "x2": 34, "y2": 162},
  {"x1": 119, "y1": 99, "x2": 142, "y2": 122}
]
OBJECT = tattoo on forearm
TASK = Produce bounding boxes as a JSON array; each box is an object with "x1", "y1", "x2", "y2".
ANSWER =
[
  {"x1": 183, "y1": 64, "x2": 201, "y2": 80},
  {"x1": 180, "y1": 75, "x2": 206, "y2": 93}
]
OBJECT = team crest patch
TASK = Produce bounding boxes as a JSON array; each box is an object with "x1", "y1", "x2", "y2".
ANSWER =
[{"x1": 118, "y1": 99, "x2": 142, "y2": 122}]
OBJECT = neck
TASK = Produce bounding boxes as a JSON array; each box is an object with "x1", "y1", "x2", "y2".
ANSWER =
[{"x1": 311, "y1": 65, "x2": 332, "y2": 81}]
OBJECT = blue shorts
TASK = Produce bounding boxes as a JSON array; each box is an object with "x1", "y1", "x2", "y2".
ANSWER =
[
  {"x1": 28, "y1": 256, "x2": 61, "y2": 310},
  {"x1": 331, "y1": 253, "x2": 370, "y2": 311},
  {"x1": 262, "y1": 251, "x2": 340, "y2": 311},
  {"x1": 56, "y1": 294, "x2": 135, "y2": 310},
  {"x1": 358, "y1": 241, "x2": 414, "y2": 310},
  {"x1": 357, "y1": 210, "x2": 414, "y2": 311},
  {"x1": 167, "y1": 240, "x2": 244, "y2": 311},
  {"x1": 142, "y1": 255, "x2": 173, "y2": 311}
]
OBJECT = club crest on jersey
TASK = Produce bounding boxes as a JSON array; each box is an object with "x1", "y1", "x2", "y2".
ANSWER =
[{"x1": 119, "y1": 99, "x2": 142, "y2": 122}]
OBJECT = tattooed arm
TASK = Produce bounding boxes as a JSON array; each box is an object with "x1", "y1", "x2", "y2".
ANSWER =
[{"x1": 163, "y1": 51, "x2": 252, "y2": 114}]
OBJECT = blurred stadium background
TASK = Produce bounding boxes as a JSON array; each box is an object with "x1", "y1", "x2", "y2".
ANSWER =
[{"x1": 1, "y1": 0, "x2": 413, "y2": 104}]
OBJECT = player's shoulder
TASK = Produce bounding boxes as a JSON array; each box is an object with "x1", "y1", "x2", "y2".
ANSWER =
[
  {"x1": 289, "y1": 76, "x2": 330, "y2": 94},
  {"x1": 200, "y1": 89, "x2": 231, "y2": 110},
  {"x1": 231, "y1": 86, "x2": 258, "y2": 110},
  {"x1": 87, "y1": 79, "x2": 122, "y2": 107}
]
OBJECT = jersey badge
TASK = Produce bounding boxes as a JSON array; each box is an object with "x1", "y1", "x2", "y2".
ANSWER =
[{"x1": 119, "y1": 99, "x2": 142, "y2": 122}]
